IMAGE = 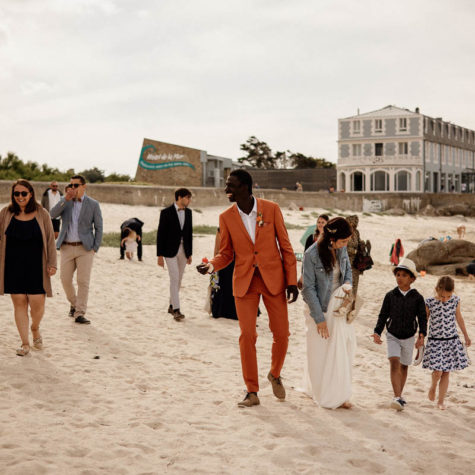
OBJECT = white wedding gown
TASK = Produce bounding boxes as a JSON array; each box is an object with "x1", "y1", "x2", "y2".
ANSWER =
[{"x1": 298, "y1": 261, "x2": 357, "y2": 409}]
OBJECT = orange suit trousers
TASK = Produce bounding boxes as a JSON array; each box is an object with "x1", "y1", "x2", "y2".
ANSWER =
[{"x1": 234, "y1": 272, "x2": 290, "y2": 393}]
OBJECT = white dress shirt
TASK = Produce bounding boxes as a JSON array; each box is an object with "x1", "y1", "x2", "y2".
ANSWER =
[
  {"x1": 174, "y1": 203, "x2": 185, "y2": 230},
  {"x1": 47, "y1": 189, "x2": 61, "y2": 210},
  {"x1": 237, "y1": 196, "x2": 257, "y2": 244}
]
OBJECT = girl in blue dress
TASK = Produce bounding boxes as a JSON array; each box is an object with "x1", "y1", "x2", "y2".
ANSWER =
[{"x1": 422, "y1": 276, "x2": 471, "y2": 410}]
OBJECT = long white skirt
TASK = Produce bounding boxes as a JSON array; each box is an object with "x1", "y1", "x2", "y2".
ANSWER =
[{"x1": 297, "y1": 286, "x2": 357, "y2": 409}]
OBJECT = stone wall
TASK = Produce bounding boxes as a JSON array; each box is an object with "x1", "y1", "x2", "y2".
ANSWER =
[
  {"x1": 248, "y1": 168, "x2": 336, "y2": 192},
  {"x1": 1, "y1": 180, "x2": 474, "y2": 212}
]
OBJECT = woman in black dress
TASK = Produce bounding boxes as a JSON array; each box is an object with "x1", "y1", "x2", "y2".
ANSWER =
[{"x1": 0, "y1": 180, "x2": 57, "y2": 356}]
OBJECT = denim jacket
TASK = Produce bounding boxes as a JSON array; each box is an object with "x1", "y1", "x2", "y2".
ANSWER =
[{"x1": 302, "y1": 243, "x2": 352, "y2": 324}]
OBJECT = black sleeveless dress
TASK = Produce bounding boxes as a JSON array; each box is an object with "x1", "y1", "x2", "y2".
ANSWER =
[{"x1": 4, "y1": 217, "x2": 45, "y2": 294}]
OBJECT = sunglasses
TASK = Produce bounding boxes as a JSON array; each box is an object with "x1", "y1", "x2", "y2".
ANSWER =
[
  {"x1": 70, "y1": 183, "x2": 82, "y2": 188},
  {"x1": 14, "y1": 191, "x2": 29, "y2": 197}
]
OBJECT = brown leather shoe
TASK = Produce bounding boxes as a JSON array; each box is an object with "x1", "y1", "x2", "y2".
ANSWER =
[
  {"x1": 173, "y1": 309, "x2": 185, "y2": 321},
  {"x1": 237, "y1": 392, "x2": 260, "y2": 408},
  {"x1": 267, "y1": 372, "x2": 286, "y2": 400}
]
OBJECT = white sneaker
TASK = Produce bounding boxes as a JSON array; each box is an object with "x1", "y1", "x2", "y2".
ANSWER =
[{"x1": 390, "y1": 397, "x2": 404, "y2": 411}]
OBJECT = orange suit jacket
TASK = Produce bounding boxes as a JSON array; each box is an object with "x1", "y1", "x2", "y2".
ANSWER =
[{"x1": 211, "y1": 198, "x2": 297, "y2": 298}]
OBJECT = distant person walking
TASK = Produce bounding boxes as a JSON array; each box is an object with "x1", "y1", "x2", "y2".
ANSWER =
[
  {"x1": 50, "y1": 175, "x2": 103, "y2": 324},
  {"x1": 346, "y1": 215, "x2": 365, "y2": 298},
  {"x1": 0, "y1": 180, "x2": 57, "y2": 356},
  {"x1": 389, "y1": 238, "x2": 404, "y2": 266},
  {"x1": 156, "y1": 188, "x2": 193, "y2": 322},
  {"x1": 41, "y1": 181, "x2": 63, "y2": 239}
]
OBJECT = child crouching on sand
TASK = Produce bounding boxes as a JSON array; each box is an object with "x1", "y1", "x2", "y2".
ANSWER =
[
  {"x1": 372, "y1": 258, "x2": 427, "y2": 411},
  {"x1": 422, "y1": 276, "x2": 471, "y2": 410},
  {"x1": 121, "y1": 228, "x2": 140, "y2": 260}
]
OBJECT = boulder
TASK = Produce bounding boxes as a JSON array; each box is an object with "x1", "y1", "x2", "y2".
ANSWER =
[
  {"x1": 385, "y1": 207, "x2": 406, "y2": 216},
  {"x1": 436, "y1": 203, "x2": 470, "y2": 216},
  {"x1": 407, "y1": 239, "x2": 475, "y2": 275},
  {"x1": 419, "y1": 204, "x2": 439, "y2": 217}
]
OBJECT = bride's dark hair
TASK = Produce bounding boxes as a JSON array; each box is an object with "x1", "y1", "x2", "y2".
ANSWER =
[{"x1": 318, "y1": 217, "x2": 353, "y2": 273}]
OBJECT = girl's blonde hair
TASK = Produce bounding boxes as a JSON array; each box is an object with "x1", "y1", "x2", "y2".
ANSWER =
[{"x1": 436, "y1": 275, "x2": 454, "y2": 293}]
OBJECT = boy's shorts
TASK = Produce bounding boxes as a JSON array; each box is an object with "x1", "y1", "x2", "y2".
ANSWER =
[{"x1": 386, "y1": 332, "x2": 415, "y2": 366}]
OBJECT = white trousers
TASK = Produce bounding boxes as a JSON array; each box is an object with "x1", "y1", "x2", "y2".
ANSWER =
[{"x1": 165, "y1": 243, "x2": 187, "y2": 310}]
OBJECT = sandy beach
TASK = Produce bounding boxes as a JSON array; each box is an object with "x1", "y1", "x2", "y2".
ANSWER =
[{"x1": 1, "y1": 202, "x2": 474, "y2": 474}]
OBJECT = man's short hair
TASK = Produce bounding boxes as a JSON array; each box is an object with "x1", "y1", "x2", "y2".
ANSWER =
[
  {"x1": 175, "y1": 188, "x2": 192, "y2": 201},
  {"x1": 230, "y1": 169, "x2": 253, "y2": 194},
  {"x1": 71, "y1": 174, "x2": 86, "y2": 185}
]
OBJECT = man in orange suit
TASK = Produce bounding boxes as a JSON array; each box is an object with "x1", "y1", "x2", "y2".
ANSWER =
[{"x1": 198, "y1": 170, "x2": 298, "y2": 407}]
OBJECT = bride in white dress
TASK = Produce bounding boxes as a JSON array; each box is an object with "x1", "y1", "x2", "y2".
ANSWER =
[{"x1": 299, "y1": 217, "x2": 356, "y2": 409}]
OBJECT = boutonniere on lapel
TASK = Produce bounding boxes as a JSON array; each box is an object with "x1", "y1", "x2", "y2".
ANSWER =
[{"x1": 256, "y1": 212, "x2": 264, "y2": 227}]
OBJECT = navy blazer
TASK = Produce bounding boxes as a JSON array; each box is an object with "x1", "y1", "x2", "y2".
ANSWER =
[
  {"x1": 156, "y1": 204, "x2": 192, "y2": 258},
  {"x1": 50, "y1": 195, "x2": 103, "y2": 252}
]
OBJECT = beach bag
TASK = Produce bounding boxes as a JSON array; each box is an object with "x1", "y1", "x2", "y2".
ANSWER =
[{"x1": 354, "y1": 240, "x2": 373, "y2": 273}]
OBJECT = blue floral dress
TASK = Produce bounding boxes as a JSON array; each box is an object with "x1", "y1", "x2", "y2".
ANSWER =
[{"x1": 422, "y1": 296, "x2": 469, "y2": 371}]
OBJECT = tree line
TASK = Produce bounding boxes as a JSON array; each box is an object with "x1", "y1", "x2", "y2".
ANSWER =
[
  {"x1": 0, "y1": 152, "x2": 131, "y2": 183},
  {"x1": 238, "y1": 136, "x2": 335, "y2": 169}
]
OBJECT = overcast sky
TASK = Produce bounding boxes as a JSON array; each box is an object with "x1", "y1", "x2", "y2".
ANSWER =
[{"x1": 1, "y1": 0, "x2": 474, "y2": 176}]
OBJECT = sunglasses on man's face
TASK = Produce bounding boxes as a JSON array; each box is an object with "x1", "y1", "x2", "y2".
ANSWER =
[
  {"x1": 14, "y1": 191, "x2": 29, "y2": 197},
  {"x1": 70, "y1": 183, "x2": 82, "y2": 188}
]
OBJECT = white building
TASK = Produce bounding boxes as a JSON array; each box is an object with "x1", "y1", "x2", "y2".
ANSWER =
[{"x1": 337, "y1": 105, "x2": 475, "y2": 193}]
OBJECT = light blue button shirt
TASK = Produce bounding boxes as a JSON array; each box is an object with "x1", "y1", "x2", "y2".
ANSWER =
[{"x1": 65, "y1": 196, "x2": 84, "y2": 242}]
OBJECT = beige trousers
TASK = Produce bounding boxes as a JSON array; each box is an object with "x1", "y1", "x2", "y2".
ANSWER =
[
  {"x1": 60, "y1": 244, "x2": 95, "y2": 317},
  {"x1": 165, "y1": 243, "x2": 187, "y2": 310}
]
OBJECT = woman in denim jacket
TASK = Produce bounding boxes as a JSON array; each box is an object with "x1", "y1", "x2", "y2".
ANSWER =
[{"x1": 299, "y1": 217, "x2": 355, "y2": 409}]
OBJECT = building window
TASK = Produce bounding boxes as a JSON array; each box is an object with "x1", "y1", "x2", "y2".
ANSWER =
[
  {"x1": 445, "y1": 124, "x2": 449, "y2": 137},
  {"x1": 352, "y1": 144, "x2": 362, "y2": 156},
  {"x1": 375, "y1": 143, "x2": 383, "y2": 156},
  {"x1": 453, "y1": 126, "x2": 457, "y2": 139},
  {"x1": 350, "y1": 171, "x2": 365, "y2": 192},
  {"x1": 374, "y1": 119, "x2": 382, "y2": 132},
  {"x1": 399, "y1": 118, "x2": 407, "y2": 131},
  {"x1": 370, "y1": 171, "x2": 389, "y2": 191},
  {"x1": 352, "y1": 120, "x2": 361, "y2": 134},
  {"x1": 395, "y1": 170, "x2": 411, "y2": 191},
  {"x1": 398, "y1": 142, "x2": 408, "y2": 155}
]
